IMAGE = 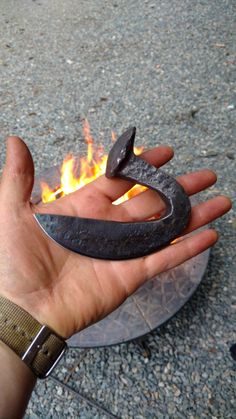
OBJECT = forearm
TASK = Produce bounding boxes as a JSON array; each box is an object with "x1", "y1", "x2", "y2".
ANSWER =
[{"x1": 0, "y1": 342, "x2": 36, "y2": 419}]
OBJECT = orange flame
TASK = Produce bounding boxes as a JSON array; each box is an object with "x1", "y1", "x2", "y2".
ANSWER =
[{"x1": 41, "y1": 120, "x2": 146, "y2": 204}]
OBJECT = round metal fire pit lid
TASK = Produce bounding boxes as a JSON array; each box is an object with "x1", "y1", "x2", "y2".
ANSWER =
[{"x1": 32, "y1": 165, "x2": 210, "y2": 348}]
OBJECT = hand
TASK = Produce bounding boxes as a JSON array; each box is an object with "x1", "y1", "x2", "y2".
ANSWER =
[{"x1": 0, "y1": 137, "x2": 231, "y2": 338}]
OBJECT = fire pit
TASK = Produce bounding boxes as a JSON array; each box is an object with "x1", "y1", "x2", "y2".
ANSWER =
[{"x1": 32, "y1": 124, "x2": 210, "y2": 347}]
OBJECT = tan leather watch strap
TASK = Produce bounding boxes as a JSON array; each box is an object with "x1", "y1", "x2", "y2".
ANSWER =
[{"x1": 0, "y1": 295, "x2": 67, "y2": 378}]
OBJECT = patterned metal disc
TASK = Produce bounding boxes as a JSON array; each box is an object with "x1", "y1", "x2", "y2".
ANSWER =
[{"x1": 32, "y1": 165, "x2": 210, "y2": 348}]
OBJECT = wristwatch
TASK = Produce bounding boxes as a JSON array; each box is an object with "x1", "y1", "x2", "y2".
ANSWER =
[{"x1": 0, "y1": 295, "x2": 67, "y2": 378}]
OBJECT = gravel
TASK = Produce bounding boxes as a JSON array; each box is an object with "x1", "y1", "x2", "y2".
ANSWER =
[{"x1": 0, "y1": 0, "x2": 235, "y2": 417}]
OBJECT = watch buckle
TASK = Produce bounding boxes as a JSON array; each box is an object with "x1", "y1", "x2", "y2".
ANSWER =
[{"x1": 22, "y1": 325, "x2": 67, "y2": 378}]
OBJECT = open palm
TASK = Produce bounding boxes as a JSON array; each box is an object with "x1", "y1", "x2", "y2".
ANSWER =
[{"x1": 0, "y1": 137, "x2": 231, "y2": 338}]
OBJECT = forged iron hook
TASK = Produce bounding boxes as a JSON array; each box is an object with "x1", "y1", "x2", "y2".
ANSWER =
[{"x1": 35, "y1": 127, "x2": 191, "y2": 260}]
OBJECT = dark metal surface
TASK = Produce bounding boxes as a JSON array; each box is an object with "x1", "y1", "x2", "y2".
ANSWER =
[{"x1": 35, "y1": 127, "x2": 191, "y2": 260}]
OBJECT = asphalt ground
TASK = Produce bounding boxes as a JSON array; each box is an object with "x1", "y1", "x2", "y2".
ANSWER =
[{"x1": 0, "y1": 0, "x2": 235, "y2": 417}]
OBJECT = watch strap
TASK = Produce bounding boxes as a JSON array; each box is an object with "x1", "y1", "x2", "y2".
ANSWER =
[{"x1": 0, "y1": 295, "x2": 67, "y2": 378}]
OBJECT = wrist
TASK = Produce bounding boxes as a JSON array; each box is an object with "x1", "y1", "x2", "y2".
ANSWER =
[
  {"x1": 0, "y1": 340, "x2": 36, "y2": 418},
  {"x1": 0, "y1": 340, "x2": 36, "y2": 382},
  {"x1": 0, "y1": 289, "x2": 68, "y2": 339},
  {"x1": 0, "y1": 295, "x2": 67, "y2": 378}
]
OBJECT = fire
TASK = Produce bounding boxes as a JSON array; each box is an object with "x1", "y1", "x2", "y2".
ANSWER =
[{"x1": 41, "y1": 120, "x2": 147, "y2": 204}]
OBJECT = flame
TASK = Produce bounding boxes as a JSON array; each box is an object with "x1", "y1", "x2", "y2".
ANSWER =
[{"x1": 41, "y1": 120, "x2": 146, "y2": 204}]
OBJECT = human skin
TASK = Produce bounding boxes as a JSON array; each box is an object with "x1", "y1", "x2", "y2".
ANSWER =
[{"x1": 0, "y1": 137, "x2": 232, "y2": 418}]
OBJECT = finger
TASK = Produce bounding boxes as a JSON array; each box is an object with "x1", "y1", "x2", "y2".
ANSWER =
[
  {"x1": 85, "y1": 145, "x2": 174, "y2": 202},
  {"x1": 178, "y1": 169, "x2": 217, "y2": 195},
  {"x1": 184, "y1": 195, "x2": 232, "y2": 234},
  {"x1": 1, "y1": 137, "x2": 34, "y2": 205},
  {"x1": 143, "y1": 229, "x2": 218, "y2": 281},
  {"x1": 121, "y1": 169, "x2": 217, "y2": 221}
]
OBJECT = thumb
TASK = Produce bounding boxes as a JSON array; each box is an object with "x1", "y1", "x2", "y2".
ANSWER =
[{"x1": 1, "y1": 136, "x2": 34, "y2": 205}]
